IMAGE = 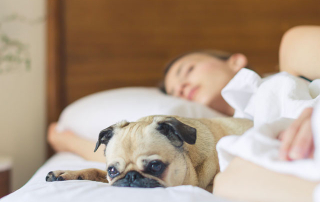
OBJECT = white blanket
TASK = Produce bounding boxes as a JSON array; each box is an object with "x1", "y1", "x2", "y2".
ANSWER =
[
  {"x1": 218, "y1": 68, "x2": 320, "y2": 201},
  {"x1": 222, "y1": 68, "x2": 320, "y2": 127},
  {"x1": 1, "y1": 153, "x2": 234, "y2": 202}
]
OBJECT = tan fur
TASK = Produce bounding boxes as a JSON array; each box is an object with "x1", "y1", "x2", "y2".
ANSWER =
[{"x1": 46, "y1": 116, "x2": 252, "y2": 192}]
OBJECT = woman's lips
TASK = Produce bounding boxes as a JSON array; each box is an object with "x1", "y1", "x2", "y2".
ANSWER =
[{"x1": 187, "y1": 86, "x2": 199, "y2": 101}]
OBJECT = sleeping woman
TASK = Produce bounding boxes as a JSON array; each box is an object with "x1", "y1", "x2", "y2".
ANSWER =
[{"x1": 47, "y1": 25, "x2": 320, "y2": 201}]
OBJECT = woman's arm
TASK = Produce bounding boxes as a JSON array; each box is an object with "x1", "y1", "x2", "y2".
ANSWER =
[
  {"x1": 279, "y1": 25, "x2": 320, "y2": 80},
  {"x1": 47, "y1": 123, "x2": 106, "y2": 163},
  {"x1": 214, "y1": 157, "x2": 318, "y2": 202},
  {"x1": 214, "y1": 108, "x2": 318, "y2": 201}
]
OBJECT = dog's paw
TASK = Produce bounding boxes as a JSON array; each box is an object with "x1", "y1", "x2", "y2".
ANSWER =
[
  {"x1": 46, "y1": 170, "x2": 83, "y2": 182},
  {"x1": 46, "y1": 170, "x2": 65, "y2": 182}
]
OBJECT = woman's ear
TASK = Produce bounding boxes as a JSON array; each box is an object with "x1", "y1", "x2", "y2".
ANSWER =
[{"x1": 227, "y1": 53, "x2": 248, "y2": 73}]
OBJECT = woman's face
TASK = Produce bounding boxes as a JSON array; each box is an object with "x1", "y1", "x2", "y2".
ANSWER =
[{"x1": 164, "y1": 53, "x2": 246, "y2": 116}]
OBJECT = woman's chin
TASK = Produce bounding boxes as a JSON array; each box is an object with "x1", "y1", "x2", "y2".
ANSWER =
[{"x1": 196, "y1": 98, "x2": 211, "y2": 107}]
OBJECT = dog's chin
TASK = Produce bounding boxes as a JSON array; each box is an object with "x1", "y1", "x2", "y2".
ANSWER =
[{"x1": 111, "y1": 178, "x2": 165, "y2": 188}]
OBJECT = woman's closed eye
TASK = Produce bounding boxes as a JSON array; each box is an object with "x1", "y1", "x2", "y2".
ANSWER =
[
  {"x1": 185, "y1": 65, "x2": 194, "y2": 76},
  {"x1": 168, "y1": 65, "x2": 194, "y2": 96}
]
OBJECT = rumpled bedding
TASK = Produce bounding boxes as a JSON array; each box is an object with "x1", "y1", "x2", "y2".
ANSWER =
[
  {"x1": 218, "y1": 68, "x2": 320, "y2": 201},
  {"x1": 0, "y1": 153, "x2": 234, "y2": 202}
]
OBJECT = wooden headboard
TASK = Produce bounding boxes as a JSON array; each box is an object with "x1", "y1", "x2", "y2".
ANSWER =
[{"x1": 47, "y1": 0, "x2": 320, "y2": 157}]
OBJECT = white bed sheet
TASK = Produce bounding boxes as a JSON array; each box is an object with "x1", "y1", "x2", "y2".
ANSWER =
[{"x1": 1, "y1": 153, "x2": 235, "y2": 202}]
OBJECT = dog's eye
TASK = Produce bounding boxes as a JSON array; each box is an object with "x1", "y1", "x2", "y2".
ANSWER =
[
  {"x1": 107, "y1": 166, "x2": 120, "y2": 178},
  {"x1": 147, "y1": 161, "x2": 166, "y2": 176},
  {"x1": 151, "y1": 162, "x2": 162, "y2": 172}
]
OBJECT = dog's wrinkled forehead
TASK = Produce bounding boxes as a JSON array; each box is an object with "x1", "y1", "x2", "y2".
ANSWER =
[
  {"x1": 115, "y1": 120, "x2": 131, "y2": 128},
  {"x1": 112, "y1": 116, "x2": 170, "y2": 132},
  {"x1": 111, "y1": 120, "x2": 131, "y2": 135},
  {"x1": 94, "y1": 115, "x2": 197, "y2": 153}
]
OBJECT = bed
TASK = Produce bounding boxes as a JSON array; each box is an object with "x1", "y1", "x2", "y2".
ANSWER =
[
  {"x1": 2, "y1": 153, "x2": 232, "y2": 202},
  {"x1": 2, "y1": 0, "x2": 320, "y2": 201}
]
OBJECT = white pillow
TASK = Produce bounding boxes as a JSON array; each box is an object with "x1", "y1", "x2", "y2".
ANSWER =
[{"x1": 57, "y1": 87, "x2": 224, "y2": 141}]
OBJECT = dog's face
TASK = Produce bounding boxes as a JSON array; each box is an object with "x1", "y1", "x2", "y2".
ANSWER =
[{"x1": 94, "y1": 116, "x2": 197, "y2": 188}]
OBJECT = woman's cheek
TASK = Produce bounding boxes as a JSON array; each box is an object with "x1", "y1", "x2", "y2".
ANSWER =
[{"x1": 196, "y1": 90, "x2": 212, "y2": 106}]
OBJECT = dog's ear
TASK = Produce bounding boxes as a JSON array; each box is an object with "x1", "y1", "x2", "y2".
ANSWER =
[
  {"x1": 94, "y1": 127, "x2": 114, "y2": 152},
  {"x1": 156, "y1": 117, "x2": 196, "y2": 147}
]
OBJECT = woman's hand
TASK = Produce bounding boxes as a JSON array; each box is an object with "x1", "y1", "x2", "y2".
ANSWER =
[
  {"x1": 47, "y1": 122, "x2": 76, "y2": 152},
  {"x1": 278, "y1": 108, "x2": 314, "y2": 161}
]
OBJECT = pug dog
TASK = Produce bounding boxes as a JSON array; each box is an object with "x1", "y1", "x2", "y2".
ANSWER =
[{"x1": 46, "y1": 115, "x2": 252, "y2": 192}]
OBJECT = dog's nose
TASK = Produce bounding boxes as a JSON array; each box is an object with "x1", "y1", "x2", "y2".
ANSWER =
[{"x1": 125, "y1": 171, "x2": 143, "y2": 182}]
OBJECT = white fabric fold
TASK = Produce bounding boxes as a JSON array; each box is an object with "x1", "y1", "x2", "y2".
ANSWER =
[
  {"x1": 218, "y1": 68, "x2": 320, "y2": 201},
  {"x1": 222, "y1": 68, "x2": 320, "y2": 127},
  {"x1": 218, "y1": 117, "x2": 320, "y2": 181},
  {"x1": 1, "y1": 153, "x2": 233, "y2": 202}
]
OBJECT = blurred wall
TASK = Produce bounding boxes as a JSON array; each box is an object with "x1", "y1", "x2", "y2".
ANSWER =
[
  {"x1": 0, "y1": 0, "x2": 46, "y2": 190},
  {"x1": 59, "y1": 0, "x2": 320, "y2": 104}
]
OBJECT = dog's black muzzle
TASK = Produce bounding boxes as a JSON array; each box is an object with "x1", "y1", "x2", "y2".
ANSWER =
[{"x1": 112, "y1": 171, "x2": 164, "y2": 188}]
